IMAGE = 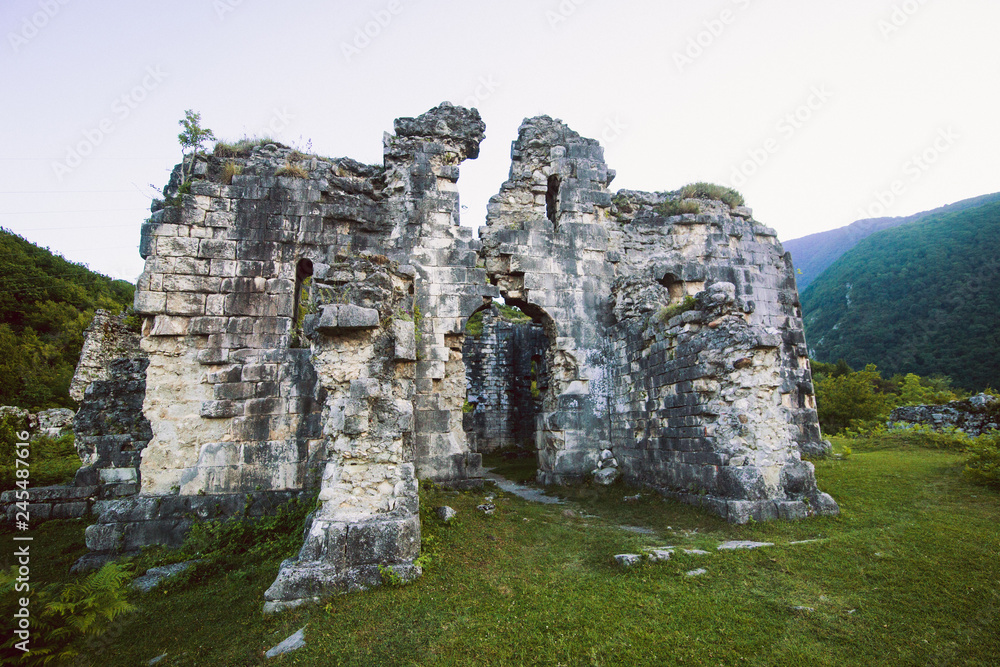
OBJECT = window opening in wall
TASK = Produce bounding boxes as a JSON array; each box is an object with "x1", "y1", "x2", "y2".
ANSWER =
[
  {"x1": 546, "y1": 175, "x2": 560, "y2": 225},
  {"x1": 658, "y1": 273, "x2": 686, "y2": 303},
  {"x1": 292, "y1": 258, "x2": 314, "y2": 348}
]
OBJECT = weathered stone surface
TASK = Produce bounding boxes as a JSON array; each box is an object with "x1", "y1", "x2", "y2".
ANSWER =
[
  {"x1": 436, "y1": 506, "x2": 457, "y2": 522},
  {"x1": 69, "y1": 310, "x2": 143, "y2": 402},
  {"x1": 614, "y1": 554, "x2": 642, "y2": 568},
  {"x1": 646, "y1": 548, "x2": 674, "y2": 562},
  {"x1": 593, "y1": 468, "x2": 621, "y2": 486},
  {"x1": 265, "y1": 627, "x2": 306, "y2": 659},
  {"x1": 132, "y1": 560, "x2": 198, "y2": 593},
  {"x1": 717, "y1": 541, "x2": 774, "y2": 551}
]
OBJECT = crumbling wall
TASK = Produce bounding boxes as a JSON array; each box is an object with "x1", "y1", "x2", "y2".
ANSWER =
[
  {"x1": 70, "y1": 310, "x2": 142, "y2": 402},
  {"x1": 480, "y1": 115, "x2": 836, "y2": 519},
  {"x1": 479, "y1": 118, "x2": 618, "y2": 482},
  {"x1": 380, "y1": 105, "x2": 496, "y2": 485},
  {"x1": 462, "y1": 306, "x2": 548, "y2": 454},
  {"x1": 264, "y1": 258, "x2": 421, "y2": 610},
  {"x1": 889, "y1": 393, "x2": 999, "y2": 436},
  {"x1": 609, "y1": 283, "x2": 837, "y2": 522}
]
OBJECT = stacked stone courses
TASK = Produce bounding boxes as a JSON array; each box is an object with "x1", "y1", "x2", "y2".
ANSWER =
[{"x1": 73, "y1": 104, "x2": 837, "y2": 609}]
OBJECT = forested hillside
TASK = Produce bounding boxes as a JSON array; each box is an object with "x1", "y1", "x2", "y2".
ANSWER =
[
  {"x1": 801, "y1": 197, "x2": 1000, "y2": 390},
  {"x1": 0, "y1": 229, "x2": 135, "y2": 409},
  {"x1": 786, "y1": 193, "x2": 1000, "y2": 290}
]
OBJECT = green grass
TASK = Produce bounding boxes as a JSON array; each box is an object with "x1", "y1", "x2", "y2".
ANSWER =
[
  {"x1": 678, "y1": 182, "x2": 745, "y2": 209},
  {"x1": 4, "y1": 436, "x2": 999, "y2": 665},
  {"x1": 0, "y1": 432, "x2": 80, "y2": 490}
]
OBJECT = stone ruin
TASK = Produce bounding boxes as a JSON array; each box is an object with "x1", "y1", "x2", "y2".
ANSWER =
[
  {"x1": 71, "y1": 103, "x2": 837, "y2": 610},
  {"x1": 889, "y1": 393, "x2": 999, "y2": 437}
]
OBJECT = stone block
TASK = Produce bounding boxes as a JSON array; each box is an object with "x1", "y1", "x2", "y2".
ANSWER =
[
  {"x1": 200, "y1": 400, "x2": 243, "y2": 419},
  {"x1": 198, "y1": 239, "x2": 237, "y2": 259},
  {"x1": 392, "y1": 320, "x2": 416, "y2": 360},
  {"x1": 165, "y1": 293, "x2": 206, "y2": 316}
]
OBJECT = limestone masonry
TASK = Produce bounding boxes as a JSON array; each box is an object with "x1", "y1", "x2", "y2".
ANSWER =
[{"x1": 74, "y1": 103, "x2": 837, "y2": 609}]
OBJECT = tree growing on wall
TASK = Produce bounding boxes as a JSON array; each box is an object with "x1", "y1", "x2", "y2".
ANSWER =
[{"x1": 177, "y1": 109, "x2": 216, "y2": 182}]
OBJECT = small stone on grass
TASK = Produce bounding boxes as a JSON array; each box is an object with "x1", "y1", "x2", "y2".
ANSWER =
[
  {"x1": 266, "y1": 627, "x2": 306, "y2": 659},
  {"x1": 717, "y1": 541, "x2": 773, "y2": 551},
  {"x1": 614, "y1": 554, "x2": 642, "y2": 568}
]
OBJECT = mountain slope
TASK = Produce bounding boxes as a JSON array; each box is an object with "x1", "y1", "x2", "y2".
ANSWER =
[
  {"x1": 0, "y1": 229, "x2": 135, "y2": 409},
  {"x1": 786, "y1": 193, "x2": 1000, "y2": 290},
  {"x1": 800, "y1": 196, "x2": 1000, "y2": 391}
]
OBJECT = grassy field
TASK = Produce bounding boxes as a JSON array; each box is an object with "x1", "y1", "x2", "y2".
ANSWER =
[{"x1": 2, "y1": 436, "x2": 998, "y2": 666}]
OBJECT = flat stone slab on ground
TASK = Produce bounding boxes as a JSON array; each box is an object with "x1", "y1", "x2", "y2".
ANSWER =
[
  {"x1": 614, "y1": 554, "x2": 642, "y2": 568},
  {"x1": 717, "y1": 541, "x2": 774, "y2": 551},
  {"x1": 618, "y1": 525, "x2": 656, "y2": 535},
  {"x1": 685, "y1": 568, "x2": 707, "y2": 577},
  {"x1": 684, "y1": 549, "x2": 711, "y2": 555},
  {"x1": 646, "y1": 549, "x2": 674, "y2": 562},
  {"x1": 132, "y1": 561, "x2": 199, "y2": 593},
  {"x1": 483, "y1": 472, "x2": 563, "y2": 504},
  {"x1": 266, "y1": 627, "x2": 306, "y2": 659}
]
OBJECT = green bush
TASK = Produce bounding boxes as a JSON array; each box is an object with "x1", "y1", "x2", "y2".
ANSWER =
[
  {"x1": 0, "y1": 563, "x2": 134, "y2": 664},
  {"x1": 654, "y1": 199, "x2": 701, "y2": 217},
  {"x1": 814, "y1": 364, "x2": 895, "y2": 434},
  {"x1": 654, "y1": 295, "x2": 697, "y2": 324},
  {"x1": 213, "y1": 136, "x2": 282, "y2": 158},
  {"x1": 678, "y1": 182, "x2": 745, "y2": 209},
  {"x1": 964, "y1": 433, "x2": 1000, "y2": 488}
]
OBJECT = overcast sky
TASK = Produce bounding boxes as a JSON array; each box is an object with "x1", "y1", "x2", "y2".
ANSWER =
[{"x1": 2, "y1": 0, "x2": 998, "y2": 281}]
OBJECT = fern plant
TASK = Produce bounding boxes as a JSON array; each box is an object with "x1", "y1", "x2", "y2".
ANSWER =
[{"x1": 0, "y1": 563, "x2": 135, "y2": 665}]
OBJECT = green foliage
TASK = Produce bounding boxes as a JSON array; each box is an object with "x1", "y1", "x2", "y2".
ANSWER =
[
  {"x1": 496, "y1": 303, "x2": 532, "y2": 323},
  {"x1": 177, "y1": 110, "x2": 216, "y2": 181},
  {"x1": 654, "y1": 199, "x2": 701, "y2": 217},
  {"x1": 465, "y1": 310, "x2": 484, "y2": 336},
  {"x1": 678, "y1": 182, "x2": 745, "y2": 209},
  {"x1": 654, "y1": 295, "x2": 697, "y2": 324},
  {"x1": 0, "y1": 563, "x2": 134, "y2": 664},
  {"x1": 814, "y1": 364, "x2": 895, "y2": 434},
  {"x1": 898, "y1": 373, "x2": 961, "y2": 406},
  {"x1": 964, "y1": 432, "x2": 1000, "y2": 488},
  {"x1": 0, "y1": 230, "x2": 134, "y2": 409},
  {"x1": 802, "y1": 196, "x2": 1000, "y2": 391},
  {"x1": 213, "y1": 135, "x2": 281, "y2": 158},
  {"x1": 0, "y1": 425, "x2": 79, "y2": 490},
  {"x1": 461, "y1": 400, "x2": 475, "y2": 414},
  {"x1": 176, "y1": 492, "x2": 316, "y2": 567}
]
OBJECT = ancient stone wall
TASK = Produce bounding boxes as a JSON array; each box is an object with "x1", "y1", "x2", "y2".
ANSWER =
[
  {"x1": 462, "y1": 306, "x2": 548, "y2": 454},
  {"x1": 480, "y1": 115, "x2": 836, "y2": 516},
  {"x1": 889, "y1": 393, "x2": 999, "y2": 436},
  {"x1": 70, "y1": 310, "x2": 142, "y2": 402}
]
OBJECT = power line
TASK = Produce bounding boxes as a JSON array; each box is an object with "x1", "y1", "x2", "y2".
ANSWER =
[
  {"x1": 0, "y1": 208, "x2": 149, "y2": 215},
  {"x1": 5, "y1": 223, "x2": 139, "y2": 231},
  {"x1": 0, "y1": 190, "x2": 142, "y2": 194}
]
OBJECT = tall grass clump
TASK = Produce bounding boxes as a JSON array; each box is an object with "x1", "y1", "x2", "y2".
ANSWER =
[{"x1": 678, "y1": 182, "x2": 745, "y2": 209}]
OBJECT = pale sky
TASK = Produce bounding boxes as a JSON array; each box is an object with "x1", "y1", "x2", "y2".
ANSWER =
[{"x1": 2, "y1": 0, "x2": 998, "y2": 281}]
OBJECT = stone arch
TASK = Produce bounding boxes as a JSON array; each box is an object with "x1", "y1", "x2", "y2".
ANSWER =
[{"x1": 460, "y1": 297, "x2": 559, "y2": 479}]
